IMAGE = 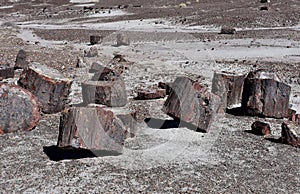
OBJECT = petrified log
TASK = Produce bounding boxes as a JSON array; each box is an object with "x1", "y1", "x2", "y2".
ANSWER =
[
  {"x1": 281, "y1": 122, "x2": 300, "y2": 148},
  {"x1": 90, "y1": 35, "x2": 102, "y2": 45},
  {"x1": 241, "y1": 69, "x2": 291, "y2": 118},
  {"x1": 0, "y1": 83, "x2": 40, "y2": 134},
  {"x1": 135, "y1": 86, "x2": 166, "y2": 100},
  {"x1": 162, "y1": 77, "x2": 220, "y2": 132},
  {"x1": 90, "y1": 64, "x2": 120, "y2": 81},
  {"x1": 15, "y1": 49, "x2": 29, "y2": 69},
  {"x1": 219, "y1": 27, "x2": 236, "y2": 34},
  {"x1": 57, "y1": 106, "x2": 130, "y2": 153},
  {"x1": 82, "y1": 79, "x2": 127, "y2": 107},
  {"x1": 251, "y1": 121, "x2": 271, "y2": 136},
  {"x1": 0, "y1": 58, "x2": 14, "y2": 80},
  {"x1": 89, "y1": 62, "x2": 106, "y2": 73},
  {"x1": 212, "y1": 71, "x2": 246, "y2": 111},
  {"x1": 116, "y1": 34, "x2": 130, "y2": 46},
  {"x1": 158, "y1": 82, "x2": 173, "y2": 95},
  {"x1": 18, "y1": 62, "x2": 73, "y2": 114}
]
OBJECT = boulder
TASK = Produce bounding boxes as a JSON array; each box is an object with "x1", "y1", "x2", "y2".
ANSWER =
[{"x1": 162, "y1": 77, "x2": 220, "y2": 132}]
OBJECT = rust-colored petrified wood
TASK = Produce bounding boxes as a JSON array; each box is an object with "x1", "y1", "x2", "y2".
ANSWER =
[
  {"x1": 212, "y1": 71, "x2": 246, "y2": 112},
  {"x1": 251, "y1": 121, "x2": 271, "y2": 136},
  {"x1": 0, "y1": 83, "x2": 40, "y2": 134},
  {"x1": 18, "y1": 62, "x2": 73, "y2": 114},
  {"x1": 15, "y1": 49, "x2": 29, "y2": 70},
  {"x1": 0, "y1": 58, "x2": 14, "y2": 81},
  {"x1": 162, "y1": 77, "x2": 220, "y2": 132},
  {"x1": 57, "y1": 106, "x2": 133, "y2": 153},
  {"x1": 241, "y1": 69, "x2": 291, "y2": 118},
  {"x1": 280, "y1": 122, "x2": 300, "y2": 148},
  {"x1": 135, "y1": 86, "x2": 166, "y2": 100},
  {"x1": 82, "y1": 79, "x2": 127, "y2": 107}
]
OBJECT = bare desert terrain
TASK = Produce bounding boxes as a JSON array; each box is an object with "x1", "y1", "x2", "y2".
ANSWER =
[{"x1": 0, "y1": 0, "x2": 299, "y2": 193}]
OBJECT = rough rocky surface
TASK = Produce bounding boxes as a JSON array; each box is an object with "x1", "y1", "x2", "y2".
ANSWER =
[
  {"x1": 18, "y1": 62, "x2": 73, "y2": 114},
  {"x1": 0, "y1": 83, "x2": 40, "y2": 134},
  {"x1": 0, "y1": 0, "x2": 300, "y2": 193},
  {"x1": 162, "y1": 77, "x2": 221, "y2": 132}
]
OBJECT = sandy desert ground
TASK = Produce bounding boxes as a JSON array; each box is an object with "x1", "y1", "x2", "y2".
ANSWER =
[{"x1": 0, "y1": 0, "x2": 300, "y2": 193}]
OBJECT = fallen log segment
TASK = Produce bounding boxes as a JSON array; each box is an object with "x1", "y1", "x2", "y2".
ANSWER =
[
  {"x1": 241, "y1": 69, "x2": 291, "y2": 118},
  {"x1": 251, "y1": 121, "x2": 271, "y2": 136},
  {"x1": 0, "y1": 83, "x2": 40, "y2": 134},
  {"x1": 0, "y1": 58, "x2": 14, "y2": 80},
  {"x1": 18, "y1": 62, "x2": 73, "y2": 114},
  {"x1": 15, "y1": 49, "x2": 29, "y2": 69},
  {"x1": 212, "y1": 71, "x2": 246, "y2": 112},
  {"x1": 162, "y1": 77, "x2": 220, "y2": 132},
  {"x1": 135, "y1": 86, "x2": 166, "y2": 100},
  {"x1": 57, "y1": 106, "x2": 133, "y2": 153},
  {"x1": 82, "y1": 79, "x2": 127, "y2": 107},
  {"x1": 281, "y1": 122, "x2": 300, "y2": 148}
]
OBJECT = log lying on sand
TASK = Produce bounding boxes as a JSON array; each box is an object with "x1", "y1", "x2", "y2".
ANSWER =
[
  {"x1": 0, "y1": 83, "x2": 40, "y2": 134},
  {"x1": 212, "y1": 71, "x2": 246, "y2": 112},
  {"x1": 18, "y1": 62, "x2": 73, "y2": 114},
  {"x1": 82, "y1": 79, "x2": 127, "y2": 107},
  {"x1": 135, "y1": 86, "x2": 166, "y2": 100},
  {"x1": 241, "y1": 69, "x2": 291, "y2": 118},
  {"x1": 162, "y1": 77, "x2": 220, "y2": 132},
  {"x1": 90, "y1": 35, "x2": 102, "y2": 45},
  {"x1": 57, "y1": 106, "x2": 133, "y2": 153},
  {"x1": 281, "y1": 122, "x2": 300, "y2": 148},
  {"x1": 0, "y1": 58, "x2": 14, "y2": 80},
  {"x1": 251, "y1": 121, "x2": 271, "y2": 136}
]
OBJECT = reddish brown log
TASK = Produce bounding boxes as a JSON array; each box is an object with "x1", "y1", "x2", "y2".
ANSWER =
[
  {"x1": 82, "y1": 79, "x2": 127, "y2": 107},
  {"x1": 15, "y1": 49, "x2": 29, "y2": 69},
  {"x1": 57, "y1": 106, "x2": 132, "y2": 153},
  {"x1": 18, "y1": 62, "x2": 73, "y2": 114},
  {"x1": 0, "y1": 83, "x2": 40, "y2": 134},
  {"x1": 0, "y1": 58, "x2": 14, "y2": 80},
  {"x1": 241, "y1": 69, "x2": 291, "y2": 118},
  {"x1": 212, "y1": 71, "x2": 246, "y2": 111},
  {"x1": 251, "y1": 121, "x2": 271, "y2": 136},
  {"x1": 281, "y1": 122, "x2": 300, "y2": 148},
  {"x1": 135, "y1": 86, "x2": 166, "y2": 100},
  {"x1": 162, "y1": 77, "x2": 221, "y2": 132}
]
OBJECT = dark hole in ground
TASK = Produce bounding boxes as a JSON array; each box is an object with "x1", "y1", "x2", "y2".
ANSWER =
[{"x1": 43, "y1": 146, "x2": 121, "y2": 161}]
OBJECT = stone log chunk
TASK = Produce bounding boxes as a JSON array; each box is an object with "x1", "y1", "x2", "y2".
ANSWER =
[
  {"x1": 162, "y1": 77, "x2": 220, "y2": 132},
  {"x1": 116, "y1": 34, "x2": 130, "y2": 46},
  {"x1": 251, "y1": 121, "x2": 271, "y2": 136},
  {"x1": 281, "y1": 122, "x2": 300, "y2": 148},
  {"x1": 135, "y1": 86, "x2": 166, "y2": 100},
  {"x1": 57, "y1": 106, "x2": 132, "y2": 153},
  {"x1": 158, "y1": 82, "x2": 173, "y2": 95},
  {"x1": 15, "y1": 49, "x2": 29, "y2": 69},
  {"x1": 82, "y1": 79, "x2": 127, "y2": 107},
  {"x1": 212, "y1": 71, "x2": 246, "y2": 112},
  {"x1": 0, "y1": 83, "x2": 40, "y2": 134},
  {"x1": 18, "y1": 62, "x2": 73, "y2": 114},
  {"x1": 241, "y1": 69, "x2": 291, "y2": 118},
  {"x1": 90, "y1": 35, "x2": 102, "y2": 45},
  {"x1": 0, "y1": 58, "x2": 14, "y2": 80}
]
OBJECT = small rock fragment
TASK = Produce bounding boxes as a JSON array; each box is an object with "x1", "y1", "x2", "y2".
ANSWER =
[
  {"x1": 0, "y1": 83, "x2": 40, "y2": 134},
  {"x1": 135, "y1": 86, "x2": 166, "y2": 100},
  {"x1": 251, "y1": 121, "x2": 271, "y2": 136}
]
